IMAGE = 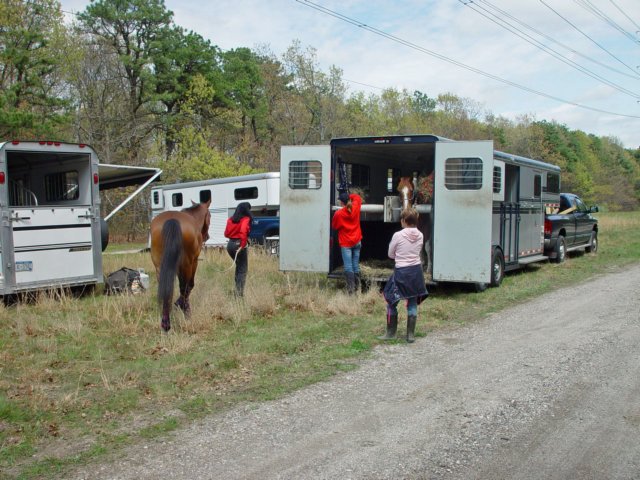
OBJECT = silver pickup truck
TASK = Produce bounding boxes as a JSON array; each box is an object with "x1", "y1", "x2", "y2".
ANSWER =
[{"x1": 544, "y1": 193, "x2": 599, "y2": 263}]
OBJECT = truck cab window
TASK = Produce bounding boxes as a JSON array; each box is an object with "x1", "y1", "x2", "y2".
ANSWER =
[{"x1": 575, "y1": 197, "x2": 587, "y2": 212}]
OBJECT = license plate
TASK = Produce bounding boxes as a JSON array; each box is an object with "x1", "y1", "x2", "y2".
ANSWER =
[{"x1": 15, "y1": 261, "x2": 33, "y2": 272}]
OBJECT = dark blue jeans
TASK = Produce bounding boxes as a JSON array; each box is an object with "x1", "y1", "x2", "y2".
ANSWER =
[
  {"x1": 226, "y1": 239, "x2": 248, "y2": 296},
  {"x1": 340, "y1": 242, "x2": 361, "y2": 274}
]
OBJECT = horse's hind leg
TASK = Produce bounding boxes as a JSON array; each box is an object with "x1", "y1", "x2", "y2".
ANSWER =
[{"x1": 175, "y1": 273, "x2": 193, "y2": 317}]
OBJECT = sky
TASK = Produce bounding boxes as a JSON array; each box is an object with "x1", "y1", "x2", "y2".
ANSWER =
[{"x1": 59, "y1": 0, "x2": 640, "y2": 149}]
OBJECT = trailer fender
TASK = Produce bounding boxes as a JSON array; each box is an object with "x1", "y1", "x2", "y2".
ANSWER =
[{"x1": 100, "y1": 218, "x2": 109, "y2": 252}]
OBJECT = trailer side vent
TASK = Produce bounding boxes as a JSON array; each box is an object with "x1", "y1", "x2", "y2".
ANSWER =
[{"x1": 493, "y1": 166, "x2": 502, "y2": 193}]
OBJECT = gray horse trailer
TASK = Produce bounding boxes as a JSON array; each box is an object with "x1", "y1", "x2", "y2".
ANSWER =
[
  {"x1": 0, "y1": 141, "x2": 161, "y2": 297},
  {"x1": 279, "y1": 134, "x2": 560, "y2": 289}
]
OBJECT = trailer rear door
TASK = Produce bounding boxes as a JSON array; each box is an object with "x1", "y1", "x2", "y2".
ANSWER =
[
  {"x1": 279, "y1": 146, "x2": 330, "y2": 272},
  {"x1": 433, "y1": 140, "x2": 493, "y2": 283}
]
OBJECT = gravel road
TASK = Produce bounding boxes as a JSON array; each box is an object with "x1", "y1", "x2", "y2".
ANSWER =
[{"x1": 73, "y1": 264, "x2": 640, "y2": 480}]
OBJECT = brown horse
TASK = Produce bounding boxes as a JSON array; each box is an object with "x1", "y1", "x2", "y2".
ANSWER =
[
  {"x1": 397, "y1": 176, "x2": 414, "y2": 211},
  {"x1": 150, "y1": 200, "x2": 211, "y2": 332}
]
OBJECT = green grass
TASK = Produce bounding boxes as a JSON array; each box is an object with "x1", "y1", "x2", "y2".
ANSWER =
[{"x1": 1, "y1": 211, "x2": 639, "y2": 479}]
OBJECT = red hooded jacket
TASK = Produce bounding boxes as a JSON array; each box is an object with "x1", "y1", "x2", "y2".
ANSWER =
[
  {"x1": 331, "y1": 193, "x2": 362, "y2": 248},
  {"x1": 224, "y1": 216, "x2": 251, "y2": 248}
]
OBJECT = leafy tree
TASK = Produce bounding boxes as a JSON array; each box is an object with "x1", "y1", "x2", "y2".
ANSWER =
[
  {"x1": 0, "y1": 0, "x2": 70, "y2": 138},
  {"x1": 78, "y1": 0, "x2": 174, "y2": 163},
  {"x1": 282, "y1": 40, "x2": 346, "y2": 143},
  {"x1": 221, "y1": 48, "x2": 269, "y2": 143},
  {"x1": 151, "y1": 27, "x2": 223, "y2": 157},
  {"x1": 160, "y1": 125, "x2": 254, "y2": 183}
]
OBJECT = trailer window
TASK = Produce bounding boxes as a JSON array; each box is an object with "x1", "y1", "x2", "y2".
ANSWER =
[
  {"x1": 288, "y1": 161, "x2": 322, "y2": 189},
  {"x1": 493, "y1": 166, "x2": 502, "y2": 193},
  {"x1": 346, "y1": 163, "x2": 369, "y2": 190},
  {"x1": 546, "y1": 173, "x2": 560, "y2": 194},
  {"x1": 153, "y1": 191, "x2": 160, "y2": 205},
  {"x1": 172, "y1": 193, "x2": 183, "y2": 207},
  {"x1": 235, "y1": 187, "x2": 258, "y2": 200},
  {"x1": 200, "y1": 189, "x2": 211, "y2": 202},
  {"x1": 445, "y1": 158, "x2": 482, "y2": 190},
  {"x1": 45, "y1": 171, "x2": 79, "y2": 202},
  {"x1": 387, "y1": 168, "x2": 400, "y2": 193},
  {"x1": 534, "y1": 175, "x2": 541, "y2": 198}
]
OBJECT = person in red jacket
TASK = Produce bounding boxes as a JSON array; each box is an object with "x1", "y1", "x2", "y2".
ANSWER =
[
  {"x1": 331, "y1": 192, "x2": 363, "y2": 294},
  {"x1": 224, "y1": 202, "x2": 252, "y2": 297}
]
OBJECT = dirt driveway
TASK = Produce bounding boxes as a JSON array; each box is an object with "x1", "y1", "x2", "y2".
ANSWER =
[{"x1": 72, "y1": 264, "x2": 640, "y2": 480}]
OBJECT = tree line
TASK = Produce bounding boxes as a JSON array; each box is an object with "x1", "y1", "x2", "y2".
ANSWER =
[{"x1": 2, "y1": 0, "x2": 638, "y2": 238}]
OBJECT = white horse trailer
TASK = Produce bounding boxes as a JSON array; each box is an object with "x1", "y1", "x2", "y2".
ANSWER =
[
  {"x1": 0, "y1": 141, "x2": 161, "y2": 297},
  {"x1": 279, "y1": 135, "x2": 560, "y2": 289},
  {"x1": 150, "y1": 172, "x2": 280, "y2": 247}
]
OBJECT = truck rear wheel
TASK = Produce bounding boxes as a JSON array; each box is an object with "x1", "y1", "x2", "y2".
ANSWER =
[
  {"x1": 490, "y1": 248, "x2": 504, "y2": 287},
  {"x1": 554, "y1": 235, "x2": 566, "y2": 263},
  {"x1": 585, "y1": 231, "x2": 598, "y2": 253}
]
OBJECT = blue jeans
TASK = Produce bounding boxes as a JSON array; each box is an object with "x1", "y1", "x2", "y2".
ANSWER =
[
  {"x1": 340, "y1": 242, "x2": 361, "y2": 274},
  {"x1": 387, "y1": 297, "x2": 418, "y2": 317}
]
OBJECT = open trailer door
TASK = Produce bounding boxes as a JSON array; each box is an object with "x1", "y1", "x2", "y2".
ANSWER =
[
  {"x1": 432, "y1": 140, "x2": 494, "y2": 284},
  {"x1": 279, "y1": 145, "x2": 331, "y2": 272}
]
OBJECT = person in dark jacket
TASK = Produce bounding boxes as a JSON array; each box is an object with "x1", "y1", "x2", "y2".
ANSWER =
[
  {"x1": 331, "y1": 192, "x2": 363, "y2": 294},
  {"x1": 224, "y1": 202, "x2": 252, "y2": 297},
  {"x1": 381, "y1": 208, "x2": 428, "y2": 343}
]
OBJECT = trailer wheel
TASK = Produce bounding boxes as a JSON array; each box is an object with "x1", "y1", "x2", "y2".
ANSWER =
[
  {"x1": 585, "y1": 231, "x2": 598, "y2": 253},
  {"x1": 554, "y1": 235, "x2": 566, "y2": 263},
  {"x1": 100, "y1": 218, "x2": 109, "y2": 252},
  {"x1": 490, "y1": 248, "x2": 504, "y2": 287}
]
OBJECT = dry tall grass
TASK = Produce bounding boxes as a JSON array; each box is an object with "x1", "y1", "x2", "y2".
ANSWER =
[{"x1": 100, "y1": 245, "x2": 383, "y2": 335}]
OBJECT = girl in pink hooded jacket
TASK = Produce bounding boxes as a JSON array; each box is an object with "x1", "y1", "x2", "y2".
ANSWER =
[{"x1": 380, "y1": 208, "x2": 428, "y2": 343}]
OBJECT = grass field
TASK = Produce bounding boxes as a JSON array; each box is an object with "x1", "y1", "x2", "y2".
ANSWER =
[{"x1": 1, "y1": 211, "x2": 639, "y2": 479}]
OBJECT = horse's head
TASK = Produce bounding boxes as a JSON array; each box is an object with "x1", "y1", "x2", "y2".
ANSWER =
[
  {"x1": 397, "y1": 177, "x2": 414, "y2": 211},
  {"x1": 201, "y1": 200, "x2": 211, "y2": 242}
]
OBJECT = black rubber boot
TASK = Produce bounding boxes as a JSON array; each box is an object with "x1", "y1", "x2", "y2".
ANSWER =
[
  {"x1": 345, "y1": 272, "x2": 356, "y2": 295},
  {"x1": 406, "y1": 315, "x2": 417, "y2": 343},
  {"x1": 354, "y1": 273, "x2": 361, "y2": 293},
  {"x1": 378, "y1": 314, "x2": 398, "y2": 340}
]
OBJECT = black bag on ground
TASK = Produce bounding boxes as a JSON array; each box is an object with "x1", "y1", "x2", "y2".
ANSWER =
[{"x1": 105, "y1": 267, "x2": 144, "y2": 295}]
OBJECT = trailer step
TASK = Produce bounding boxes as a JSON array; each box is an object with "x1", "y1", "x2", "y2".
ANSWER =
[{"x1": 518, "y1": 254, "x2": 548, "y2": 265}]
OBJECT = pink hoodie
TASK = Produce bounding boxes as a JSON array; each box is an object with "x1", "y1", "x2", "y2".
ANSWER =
[{"x1": 388, "y1": 227, "x2": 424, "y2": 268}]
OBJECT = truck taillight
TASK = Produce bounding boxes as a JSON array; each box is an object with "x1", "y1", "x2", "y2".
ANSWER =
[{"x1": 544, "y1": 218, "x2": 552, "y2": 235}]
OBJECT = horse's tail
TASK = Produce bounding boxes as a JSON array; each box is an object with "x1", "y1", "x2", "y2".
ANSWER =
[{"x1": 158, "y1": 219, "x2": 182, "y2": 306}]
